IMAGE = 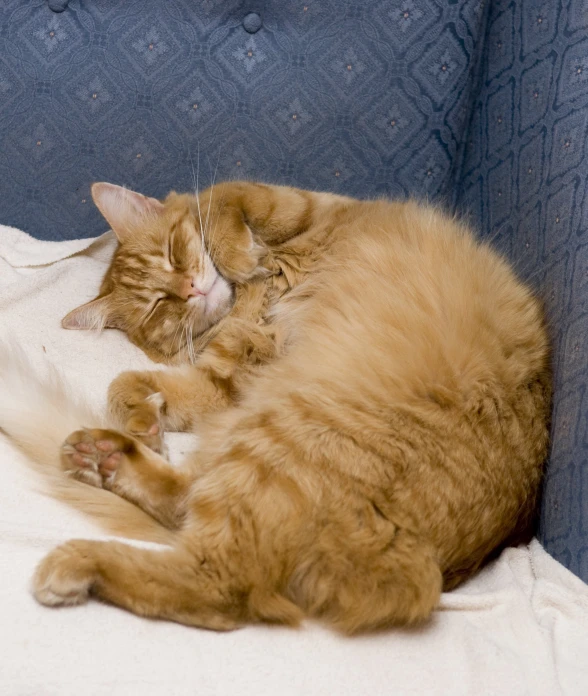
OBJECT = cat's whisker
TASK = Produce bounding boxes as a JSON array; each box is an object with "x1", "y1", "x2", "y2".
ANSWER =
[
  {"x1": 205, "y1": 198, "x2": 221, "y2": 262},
  {"x1": 197, "y1": 145, "x2": 208, "y2": 265},
  {"x1": 184, "y1": 322, "x2": 192, "y2": 362},
  {"x1": 189, "y1": 152, "x2": 197, "y2": 195},
  {"x1": 180, "y1": 322, "x2": 189, "y2": 363},
  {"x1": 192, "y1": 146, "x2": 207, "y2": 265},
  {"x1": 186, "y1": 323, "x2": 195, "y2": 364},
  {"x1": 204, "y1": 150, "x2": 222, "y2": 240},
  {"x1": 184, "y1": 322, "x2": 193, "y2": 365},
  {"x1": 203, "y1": 156, "x2": 215, "y2": 238},
  {"x1": 204, "y1": 182, "x2": 215, "y2": 264},
  {"x1": 169, "y1": 317, "x2": 184, "y2": 359},
  {"x1": 206, "y1": 182, "x2": 228, "y2": 262}
]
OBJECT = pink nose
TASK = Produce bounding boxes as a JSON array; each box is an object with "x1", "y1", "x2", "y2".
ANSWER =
[{"x1": 179, "y1": 276, "x2": 206, "y2": 301}]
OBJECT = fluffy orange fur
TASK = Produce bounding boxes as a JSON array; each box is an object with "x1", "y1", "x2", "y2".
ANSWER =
[{"x1": 1, "y1": 181, "x2": 551, "y2": 633}]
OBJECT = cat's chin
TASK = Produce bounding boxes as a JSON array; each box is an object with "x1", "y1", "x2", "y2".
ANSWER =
[
  {"x1": 205, "y1": 274, "x2": 232, "y2": 315},
  {"x1": 186, "y1": 276, "x2": 233, "y2": 334}
]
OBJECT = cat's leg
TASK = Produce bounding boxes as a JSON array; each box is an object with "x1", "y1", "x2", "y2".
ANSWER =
[
  {"x1": 296, "y1": 528, "x2": 443, "y2": 634},
  {"x1": 200, "y1": 181, "x2": 353, "y2": 246},
  {"x1": 107, "y1": 366, "x2": 231, "y2": 452},
  {"x1": 32, "y1": 517, "x2": 441, "y2": 632},
  {"x1": 197, "y1": 181, "x2": 355, "y2": 278},
  {"x1": 61, "y1": 428, "x2": 193, "y2": 529},
  {"x1": 31, "y1": 539, "x2": 268, "y2": 630}
]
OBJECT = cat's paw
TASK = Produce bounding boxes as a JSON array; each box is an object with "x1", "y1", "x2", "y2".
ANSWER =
[
  {"x1": 60, "y1": 428, "x2": 132, "y2": 488},
  {"x1": 124, "y1": 392, "x2": 166, "y2": 455},
  {"x1": 32, "y1": 541, "x2": 96, "y2": 607},
  {"x1": 108, "y1": 372, "x2": 166, "y2": 454}
]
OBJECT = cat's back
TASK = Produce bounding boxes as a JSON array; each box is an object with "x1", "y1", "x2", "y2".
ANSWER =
[
  {"x1": 298, "y1": 198, "x2": 549, "y2": 408},
  {"x1": 259, "y1": 198, "x2": 550, "y2": 582}
]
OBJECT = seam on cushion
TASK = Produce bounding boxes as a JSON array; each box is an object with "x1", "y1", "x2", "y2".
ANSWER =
[{"x1": 450, "y1": 1, "x2": 493, "y2": 216}]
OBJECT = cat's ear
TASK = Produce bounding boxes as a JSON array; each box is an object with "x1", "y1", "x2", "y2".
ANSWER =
[
  {"x1": 61, "y1": 295, "x2": 121, "y2": 331},
  {"x1": 91, "y1": 182, "x2": 164, "y2": 243}
]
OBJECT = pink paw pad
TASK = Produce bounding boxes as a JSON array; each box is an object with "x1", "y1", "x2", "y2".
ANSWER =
[
  {"x1": 98, "y1": 452, "x2": 121, "y2": 473},
  {"x1": 71, "y1": 453, "x2": 94, "y2": 468},
  {"x1": 74, "y1": 442, "x2": 95, "y2": 454},
  {"x1": 95, "y1": 440, "x2": 116, "y2": 452}
]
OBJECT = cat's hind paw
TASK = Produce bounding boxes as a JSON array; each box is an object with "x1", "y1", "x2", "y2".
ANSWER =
[
  {"x1": 60, "y1": 428, "x2": 130, "y2": 488},
  {"x1": 32, "y1": 541, "x2": 96, "y2": 607}
]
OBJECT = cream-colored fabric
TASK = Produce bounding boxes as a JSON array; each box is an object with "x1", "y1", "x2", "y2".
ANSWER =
[{"x1": 0, "y1": 225, "x2": 587, "y2": 696}]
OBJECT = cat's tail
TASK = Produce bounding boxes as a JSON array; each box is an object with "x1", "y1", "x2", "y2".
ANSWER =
[{"x1": 0, "y1": 344, "x2": 174, "y2": 546}]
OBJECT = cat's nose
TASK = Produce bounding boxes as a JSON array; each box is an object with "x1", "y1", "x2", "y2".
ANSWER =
[{"x1": 179, "y1": 276, "x2": 206, "y2": 301}]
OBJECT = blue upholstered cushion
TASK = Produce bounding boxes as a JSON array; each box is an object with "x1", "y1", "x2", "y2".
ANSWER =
[
  {"x1": 0, "y1": 0, "x2": 586, "y2": 582},
  {"x1": 456, "y1": 0, "x2": 588, "y2": 581},
  {"x1": 0, "y1": 0, "x2": 486, "y2": 239}
]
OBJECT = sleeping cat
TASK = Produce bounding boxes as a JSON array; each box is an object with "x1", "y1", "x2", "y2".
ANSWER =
[{"x1": 0, "y1": 181, "x2": 551, "y2": 633}]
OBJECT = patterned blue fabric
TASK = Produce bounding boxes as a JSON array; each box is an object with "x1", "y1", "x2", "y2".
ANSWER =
[
  {"x1": 455, "y1": 0, "x2": 588, "y2": 582},
  {"x1": 0, "y1": 0, "x2": 586, "y2": 582},
  {"x1": 0, "y1": 0, "x2": 487, "y2": 239}
]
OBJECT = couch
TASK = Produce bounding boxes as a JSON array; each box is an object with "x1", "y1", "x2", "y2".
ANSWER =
[{"x1": 0, "y1": 0, "x2": 586, "y2": 585}]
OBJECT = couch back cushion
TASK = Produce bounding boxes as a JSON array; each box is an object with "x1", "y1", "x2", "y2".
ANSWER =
[{"x1": 0, "y1": 0, "x2": 484, "y2": 240}]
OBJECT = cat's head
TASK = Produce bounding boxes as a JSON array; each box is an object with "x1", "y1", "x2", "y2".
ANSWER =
[{"x1": 62, "y1": 182, "x2": 264, "y2": 363}]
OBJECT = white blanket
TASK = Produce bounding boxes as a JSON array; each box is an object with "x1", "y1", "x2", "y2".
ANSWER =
[{"x1": 0, "y1": 224, "x2": 587, "y2": 696}]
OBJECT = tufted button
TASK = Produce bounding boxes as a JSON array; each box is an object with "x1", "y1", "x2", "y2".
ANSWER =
[
  {"x1": 243, "y1": 12, "x2": 262, "y2": 34},
  {"x1": 47, "y1": 0, "x2": 70, "y2": 11}
]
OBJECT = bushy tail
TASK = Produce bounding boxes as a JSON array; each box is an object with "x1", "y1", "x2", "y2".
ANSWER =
[{"x1": 0, "y1": 345, "x2": 173, "y2": 545}]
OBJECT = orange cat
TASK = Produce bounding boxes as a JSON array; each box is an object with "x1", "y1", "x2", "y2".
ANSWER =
[{"x1": 0, "y1": 181, "x2": 551, "y2": 633}]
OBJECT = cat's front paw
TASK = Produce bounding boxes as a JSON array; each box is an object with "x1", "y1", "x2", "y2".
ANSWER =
[
  {"x1": 32, "y1": 541, "x2": 96, "y2": 607},
  {"x1": 108, "y1": 372, "x2": 166, "y2": 454},
  {"x1": 123, "y1": 392, "x2": 166, "y2": 455}
]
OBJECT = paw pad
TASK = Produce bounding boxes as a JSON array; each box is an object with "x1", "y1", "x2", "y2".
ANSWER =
[{"x1": 61, "y1": 429, "x2": 131, "y2": 487}]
